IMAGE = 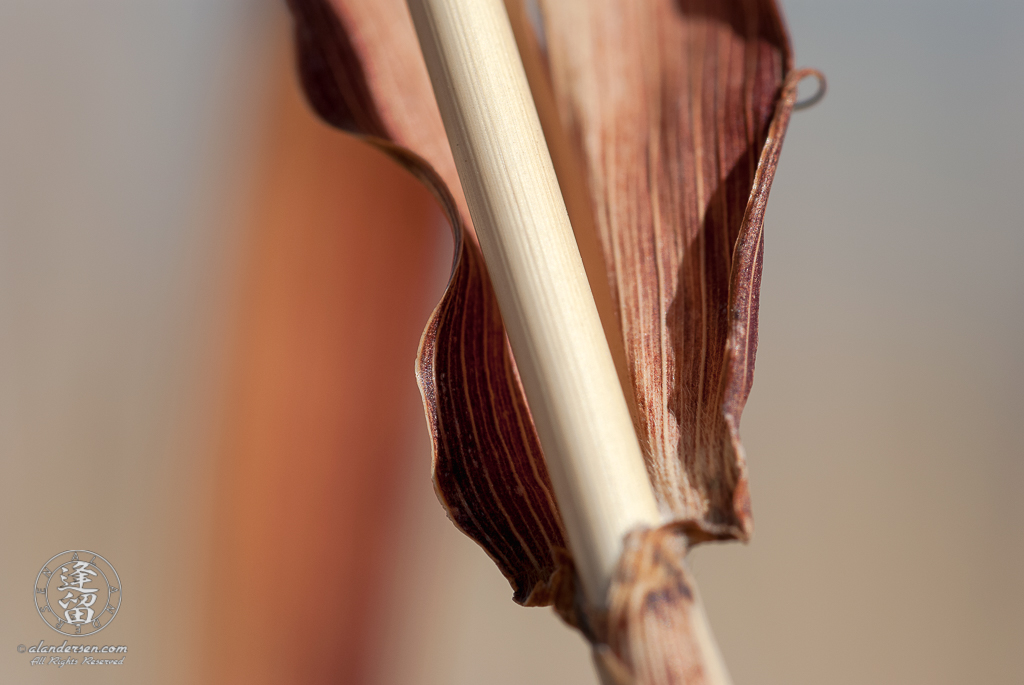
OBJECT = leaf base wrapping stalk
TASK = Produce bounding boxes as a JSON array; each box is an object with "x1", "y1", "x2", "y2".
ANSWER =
[{"x1": 587, "y1": 527, "x2": 732, "y2": 685}]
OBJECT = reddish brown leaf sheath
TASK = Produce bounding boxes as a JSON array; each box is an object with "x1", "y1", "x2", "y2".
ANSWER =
[{"x1": 286, "y1": 0, "x2": 811, "y2": 661}]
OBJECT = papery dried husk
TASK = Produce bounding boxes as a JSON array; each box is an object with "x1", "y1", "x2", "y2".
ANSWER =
[
  {"x1": 516, "y1": 0, "x2": 792, "y2": 541},
  {"x1": 287, "y1": 0, "x2": 812, "y2": 678}
]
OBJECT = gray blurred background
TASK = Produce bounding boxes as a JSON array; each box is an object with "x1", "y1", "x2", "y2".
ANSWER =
[{"x1": 1, "y1": 1, "x2": 1021, "y2": 684}]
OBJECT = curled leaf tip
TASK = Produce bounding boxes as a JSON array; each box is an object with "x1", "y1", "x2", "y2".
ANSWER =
[{"x1": 793, "y1": 68, "x2": 828, "y2": 110}]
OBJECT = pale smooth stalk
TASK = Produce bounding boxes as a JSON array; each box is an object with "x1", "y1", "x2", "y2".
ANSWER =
[{"x1": 404, "y1": 0, "x2": 659, "y2": 605}]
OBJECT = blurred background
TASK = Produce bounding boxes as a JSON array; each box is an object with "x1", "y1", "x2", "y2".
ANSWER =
[{"x1": 0, "y1": 1, "x2": 1021, "y2": 684}]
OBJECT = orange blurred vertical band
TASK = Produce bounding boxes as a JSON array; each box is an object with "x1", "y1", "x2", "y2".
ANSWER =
[{"x1": 204, "y1": 30, "x2": 446, "y2": 685}]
